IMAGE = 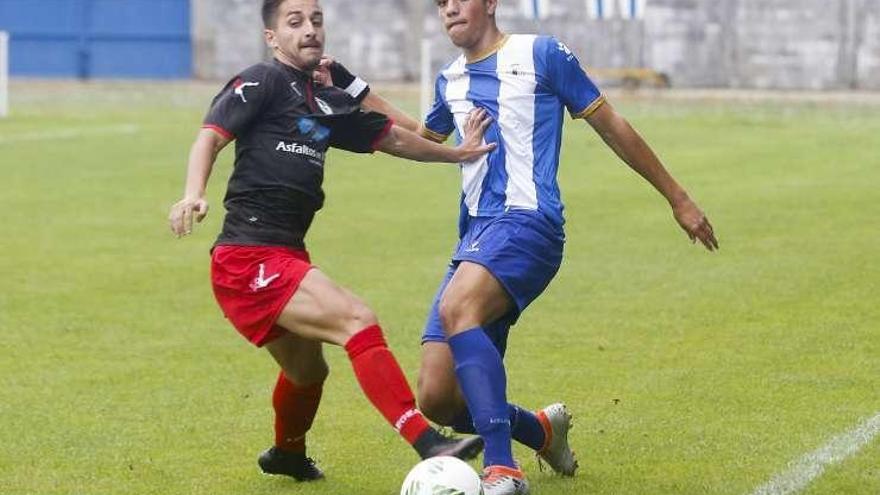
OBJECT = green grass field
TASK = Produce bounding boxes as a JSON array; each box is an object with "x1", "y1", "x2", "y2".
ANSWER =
[{"x1": 1, "y1": 81, "x2": 878, "y2": 495}]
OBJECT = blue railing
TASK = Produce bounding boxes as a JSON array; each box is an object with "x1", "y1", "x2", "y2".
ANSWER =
[{"x1": 0, "y1": 0, "x2": 192, "y2": 79}]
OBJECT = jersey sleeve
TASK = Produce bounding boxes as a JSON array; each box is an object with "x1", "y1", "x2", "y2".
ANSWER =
[
  {"x1": 421, "y1": 75, "x2": 455, "y2": 143},
  {"x1": 327, "y1": 110, "x2": 393, "y2": 153},
  {"x1": 329, "y1": 61, "x2": 370, "y2": 104},
  {"x1": 540, "y1": 36, "x2": 605, "y2": 119},
  {"x1": 202, "y1": 65, "x2": 277, "y2": 139}
]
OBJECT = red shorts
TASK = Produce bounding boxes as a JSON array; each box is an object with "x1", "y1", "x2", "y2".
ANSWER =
[{"x1": 211, "y1": 245, "x2": 313, "y2": 347}]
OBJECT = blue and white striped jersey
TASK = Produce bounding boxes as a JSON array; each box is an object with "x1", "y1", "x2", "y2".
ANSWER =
[{"x1": 423, "y1": 34, "x2": 605, "y2": 229}]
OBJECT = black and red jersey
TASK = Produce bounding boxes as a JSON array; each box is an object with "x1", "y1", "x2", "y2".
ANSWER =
[{"x1": 203, "y1": 59, "x2": 390, "y2": 249}]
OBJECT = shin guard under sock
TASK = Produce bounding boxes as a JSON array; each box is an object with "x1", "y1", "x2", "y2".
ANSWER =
[
  {"x1": 345, "y1": 325, "x2": 431, "y2": 444},
  {"x1": 448, "y1": 327, "x2": 516, "y2": 468},
  {"x1": 272, "y1": 371, "x2": 324, "y2": 453}
]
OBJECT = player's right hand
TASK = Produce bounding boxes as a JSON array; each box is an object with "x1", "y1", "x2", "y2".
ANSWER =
[
  {"x1": 168, "y1": 197, "x2": 209, "y2": 238},
  {"x1": 314, "y1": 57, "x2": 334, "y2": 87},
  {"x1": 672, "y1": 197, "x2": 718, "y2": 251}
]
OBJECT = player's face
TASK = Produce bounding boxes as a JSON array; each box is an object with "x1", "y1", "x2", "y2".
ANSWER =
[
  {"x1": 265, "y1": 0, "x2": 325, "y2": 71},
  {"x1": 435, "y1": 0, "x2": 496, "y2": 49}
]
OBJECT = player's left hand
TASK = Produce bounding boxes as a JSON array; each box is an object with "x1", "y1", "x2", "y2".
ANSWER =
[{"x1": 672, "y1": 198, "x2": 718, "y2": 251}]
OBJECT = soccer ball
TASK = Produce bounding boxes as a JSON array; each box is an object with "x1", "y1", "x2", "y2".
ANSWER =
[{"x1": 400, "y1": 456, "x2": 483, "y2": 495}]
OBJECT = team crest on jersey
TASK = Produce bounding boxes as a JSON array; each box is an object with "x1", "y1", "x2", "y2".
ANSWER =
[
  {"x1": 233, "y1": 78, "x2": 260, "y2": 103},
  {"x1": 314, "y1": 97, "x2": 333, "y2": 115}
]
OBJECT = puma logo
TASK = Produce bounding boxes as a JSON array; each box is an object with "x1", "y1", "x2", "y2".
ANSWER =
[
  {"x1": 249, "y1": 263, "x2": 280, "y2": 291},
  {"x1": 233, "y1": 80, "x2": 260, "y2": 103}
]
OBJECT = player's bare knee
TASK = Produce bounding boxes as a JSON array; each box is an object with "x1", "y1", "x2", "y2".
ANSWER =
[
  {"x1": 438, "y1": 293, "x2": 477, "y2": 334},
  {"x1": 437, "y1": 295, "x2": 458, "y2": 331},
  {"x1": 340, "y1": 297, "x2": 379, "y2": 338}
]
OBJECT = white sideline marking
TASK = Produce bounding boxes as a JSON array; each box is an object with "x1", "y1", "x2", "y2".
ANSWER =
[
  {"x1": 0, "y1": 124, "x2": 139, "y2": 144},
  {"x1": 750, "y1": 412, "x2": 880, "y2": 495}
]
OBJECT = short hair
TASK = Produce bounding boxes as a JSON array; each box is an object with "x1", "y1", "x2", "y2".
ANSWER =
[{"x1": 262, "y1": 0, "x2": 286, "y2": 28}]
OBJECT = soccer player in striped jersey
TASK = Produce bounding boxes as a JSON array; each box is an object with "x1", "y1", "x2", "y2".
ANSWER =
[{"x1": 332, "y1": 0, "x2": 718, "y2": 493}]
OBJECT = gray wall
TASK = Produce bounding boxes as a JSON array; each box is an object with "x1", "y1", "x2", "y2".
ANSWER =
[
  {"x1": 192, "y1": 0, "x2": 264, "y2": 80},
  {"x1": 191, "y1": 0, "x2": 425, "y2": 81},
  {"x1": 192, "y1": 0, "x2": 880, "y2": 90}
]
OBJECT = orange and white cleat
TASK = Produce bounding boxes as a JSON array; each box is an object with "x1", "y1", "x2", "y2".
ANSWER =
[
  {"x1": 536, "y1": 403, "x2": 579, "y2": 476},
  {"x1": 481, "y1": 465, "x2": 530, "y2": 495}
]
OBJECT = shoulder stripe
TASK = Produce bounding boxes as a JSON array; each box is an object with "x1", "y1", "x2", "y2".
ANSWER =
[{"x1": 497, "y1": 34, "x2": 538, "y2": 211}]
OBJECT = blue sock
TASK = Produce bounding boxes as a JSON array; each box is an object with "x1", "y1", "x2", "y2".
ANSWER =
[
  {"x1": 448, "y1": 327, "x2": 515, "y2": 468},
  {"x1": 452, "y1": 404, "x2": 546, "y2": 452}
]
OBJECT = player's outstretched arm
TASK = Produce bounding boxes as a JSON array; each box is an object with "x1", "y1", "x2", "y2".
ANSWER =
[
  {"x1": 585, "y1": 101, "x2": 719, "y2": 251},
  {"x1": 318, "y1": 57, "x2": 423, "y2": 133},
  {"x1": 168, "y1": 128, "x2": 231, "y2": 237},
  {"x1": 360, "y1": 92, "x2": 422, "y2": 133},
  {"x1": 375, "y1": 108, "x2": 496, "y2": 163}
]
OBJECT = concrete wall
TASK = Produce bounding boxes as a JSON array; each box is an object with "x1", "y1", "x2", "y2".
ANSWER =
[
  {"x1": 192, "y1": 0, "x2": 880, "y2": 90},
  {"x1": 191, "y1": 0, "x2": 424, "y2": 81},
  {"x1": 641, "y1": 0, "x2": 878, "y2": 90},
  {"x1": 192, "y1": 0, "x2": 264, "y2": 79},
  {"x1": 855, "y1": 0, "x2": 880, "y2": 88},
  {"x1": 321, "y1": 0, "x2": 425, "y2": 81}
]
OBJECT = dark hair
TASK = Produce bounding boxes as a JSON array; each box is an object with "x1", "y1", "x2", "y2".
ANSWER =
[{"x1": 262, "y1": 0, "x2": 285, "y2": 28}]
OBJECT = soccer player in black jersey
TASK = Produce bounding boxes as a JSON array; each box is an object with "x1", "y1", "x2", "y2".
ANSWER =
[{"x1": 168, "y1": 0, "x2": 495, "y2": 481}]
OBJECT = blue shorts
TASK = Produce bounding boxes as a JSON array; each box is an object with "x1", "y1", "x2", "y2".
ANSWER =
[{"x1": 421, "y1": 210, "x2": 565, "y2": 354}]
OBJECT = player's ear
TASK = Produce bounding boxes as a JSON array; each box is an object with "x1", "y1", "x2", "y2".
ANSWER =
[
  {"x1": 264, "y1": 29, "x2": 278, "y2": 50},
  {"x1": 485, "y1": 0, "x2": 498, "y2": 16}
]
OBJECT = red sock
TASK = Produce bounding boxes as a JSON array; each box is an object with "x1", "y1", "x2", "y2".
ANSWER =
[
  {"x1": 345, "y1": 325, "x2": 431, "y2": 444},
  {"x1": 272, "y1": 371, "x2": 324, "y2": 453}
]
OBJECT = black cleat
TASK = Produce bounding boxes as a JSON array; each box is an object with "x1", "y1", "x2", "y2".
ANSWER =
[
  {"x1": 413, "y1": 429, "x2": 485, "y2": 461},
  {"x1": 258, "y1": 447, "x2": 325, "y2": 481}
]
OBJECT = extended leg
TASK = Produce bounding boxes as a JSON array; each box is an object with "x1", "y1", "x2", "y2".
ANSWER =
[{"x1": 274, "y1": 268, "x2": 482, "y2": 460}]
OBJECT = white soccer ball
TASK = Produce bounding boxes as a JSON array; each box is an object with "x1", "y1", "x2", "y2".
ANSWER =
[{"x1": 400, "y1": 456, "x2": 483, "y2": 495}]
